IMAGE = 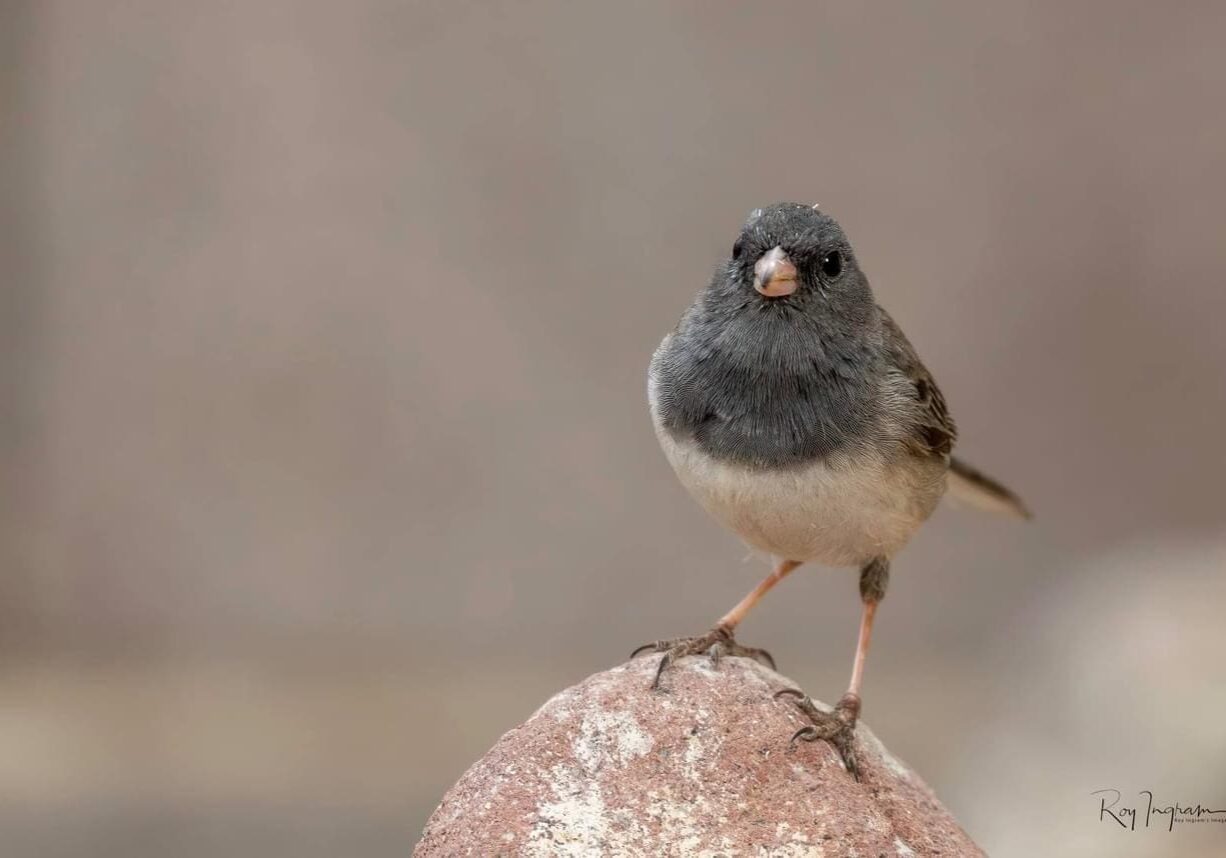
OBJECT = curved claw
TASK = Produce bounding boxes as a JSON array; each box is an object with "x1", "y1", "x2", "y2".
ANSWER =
[
  {"x1": 790, "y1": 726, "x2": 820, "y2": 746},
  {"x1": 629, "y1": 641, "x2": 660, "y2": 660},
  {"x1": 773, "y1": 687, "x2": 807, "y2": 702}
]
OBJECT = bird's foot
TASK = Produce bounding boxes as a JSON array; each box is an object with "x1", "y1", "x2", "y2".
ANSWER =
[
  {"x1": 775, "y1": 689, "x2": 862, "y2": 780},
  {"x1": 630, "y1": 625, "x2": 775, "y2": 690}
]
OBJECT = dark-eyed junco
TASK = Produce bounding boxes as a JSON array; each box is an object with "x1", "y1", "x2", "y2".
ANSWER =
[{"x1": 634, "y1": 202, "x2": 1029, "y2": 775}]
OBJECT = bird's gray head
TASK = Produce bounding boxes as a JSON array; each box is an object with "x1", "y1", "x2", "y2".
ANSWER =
[
  {"x1": 709, "y1": 202, "x2": 875, "y2": 330},
  {"x1": 652, "y1": 203, "x2": 886, "y2": 467}
]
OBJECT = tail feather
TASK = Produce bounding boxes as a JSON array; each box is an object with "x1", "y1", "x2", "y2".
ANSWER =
[{"x1": 946, "y1": 456, "x2": 1031, "y2": 520}]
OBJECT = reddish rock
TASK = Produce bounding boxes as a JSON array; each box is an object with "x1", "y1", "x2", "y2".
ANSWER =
[{"x1": 415, "y1": 656, "x2": 983, "y2": 857}]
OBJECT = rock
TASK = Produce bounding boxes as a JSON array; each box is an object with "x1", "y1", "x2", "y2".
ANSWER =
[{"x1": 415, "y1": 656, "x2": 983, "y2": 857}]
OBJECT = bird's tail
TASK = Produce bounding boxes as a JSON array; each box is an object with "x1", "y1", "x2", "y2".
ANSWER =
[{"x1": 946, "y1": 456, "x2": 1031, "y2": 520}]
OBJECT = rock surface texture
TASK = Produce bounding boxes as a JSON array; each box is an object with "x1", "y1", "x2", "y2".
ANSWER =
[{"x1": 415, "y1": 656, "x2": 983, "y2": 857}]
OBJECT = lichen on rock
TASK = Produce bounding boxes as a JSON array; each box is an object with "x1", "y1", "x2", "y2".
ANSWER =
[{"x1": 415, "y1": 656, "x2": 983, "y2": 857}]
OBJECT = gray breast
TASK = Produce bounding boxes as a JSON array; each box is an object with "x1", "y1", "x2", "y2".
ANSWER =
[{"x1": 649, "y1": 314, "x2": 883, "y2": 470}]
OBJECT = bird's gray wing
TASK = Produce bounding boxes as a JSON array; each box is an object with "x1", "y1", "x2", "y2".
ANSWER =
[
  {"x1": 878, "y1": 307, "x2": 957, "y2": 461},
  {"x1": 880, "y1": 307, "x2": 1031, "y2": 517}
]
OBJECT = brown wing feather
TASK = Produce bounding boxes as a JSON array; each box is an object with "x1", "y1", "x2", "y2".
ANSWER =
[{"x1": 878, "y1": 308, "x2": 957, "y2": 461}]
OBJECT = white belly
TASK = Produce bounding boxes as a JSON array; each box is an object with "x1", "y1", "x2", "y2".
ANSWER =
[{"x1": 652, "y1": 419, "x2": 944, "y2": 567}]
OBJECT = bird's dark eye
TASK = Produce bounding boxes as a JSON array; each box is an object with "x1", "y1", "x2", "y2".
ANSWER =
[
  {"x1": 820, "y1": 250, "x2": 843, "y2": 278},
  {"x1": 731, "y1": 237, "x2": 745, "y2": 260}
]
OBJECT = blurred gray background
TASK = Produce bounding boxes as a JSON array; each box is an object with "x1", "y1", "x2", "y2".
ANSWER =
[{"x1": 3, "y1": 2, "x2": 1225, "y2": 856}]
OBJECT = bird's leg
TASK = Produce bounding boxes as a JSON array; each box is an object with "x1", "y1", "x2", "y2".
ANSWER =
[
  {"x1": 632, "y1": 558, "x2": 802, "y2": 689},
  {"x1": 776, "y1": 556, "x2": 888, "y2": 780}
]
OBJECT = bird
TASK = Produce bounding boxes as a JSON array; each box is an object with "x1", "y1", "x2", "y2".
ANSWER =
[{"x1": 635, "y1": 202, "x2": 1029, "y2": 776}]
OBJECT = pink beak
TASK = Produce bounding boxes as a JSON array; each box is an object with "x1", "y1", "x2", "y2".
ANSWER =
[{"x1": 753, "y1": 247, "x2": 799, "y2": 297}]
